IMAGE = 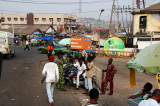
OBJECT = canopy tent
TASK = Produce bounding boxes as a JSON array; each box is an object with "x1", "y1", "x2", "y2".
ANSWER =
[{"x1": 58, "y1": 38, "x2": 71, "y2": 46}]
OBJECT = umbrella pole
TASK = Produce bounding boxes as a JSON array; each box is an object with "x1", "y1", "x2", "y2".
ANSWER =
[
  {"x1": 130, "y1": 69, "x2": 136, "y2": 88},
  {"x1": 156, "y1": 73, "x2": 160, "y2": 89}
]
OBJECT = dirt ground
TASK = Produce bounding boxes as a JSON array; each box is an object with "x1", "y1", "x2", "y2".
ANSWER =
[{"x1": 93, "y1": 57, "x2": 158, "y2": 106}]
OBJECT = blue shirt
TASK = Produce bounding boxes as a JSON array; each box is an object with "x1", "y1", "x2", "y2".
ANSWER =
[{"x1": 134, "y1": 91, "x2": 152, "y2": 99}]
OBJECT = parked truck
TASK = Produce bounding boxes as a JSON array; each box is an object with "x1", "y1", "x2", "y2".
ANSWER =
[{"x1": 0, "y1": 31, "x2": 15, "y2": 58}]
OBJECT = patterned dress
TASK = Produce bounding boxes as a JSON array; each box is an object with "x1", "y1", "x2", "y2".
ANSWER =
[{"x1": 56, "y1": 59, "x2": 64, "y2": 90}]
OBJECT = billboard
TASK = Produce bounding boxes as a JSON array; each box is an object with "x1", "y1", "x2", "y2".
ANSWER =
[{"x1": 71, "y1": 37, "x2": 91, "y2": 50}]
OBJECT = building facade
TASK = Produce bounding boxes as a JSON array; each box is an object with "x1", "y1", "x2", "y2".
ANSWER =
[
  {"x1": 132, "y1": 2, "x2": 160, "y2": 50},
  {"x1": 133, "y1": 2, "x2": 160, "y2": 35},
  {"x1": 0, "y1": 13, "x2": 78, "y2": 27}
]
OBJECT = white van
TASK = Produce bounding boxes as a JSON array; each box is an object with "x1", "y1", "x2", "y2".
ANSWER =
[{"x1": 0, "y1": 31, "x2": 15, "y2": 58}]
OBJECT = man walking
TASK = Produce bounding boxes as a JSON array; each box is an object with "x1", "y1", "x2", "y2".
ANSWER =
[
  {"x1": 46, "y1": 43, "x2": 54, "y2": 59},
  {"x1": 101, "y1": 58, "x2": 117, "y2": 95},
  {"x1": 39, "y1": 39, "x2": 42, "y2": 46},
  {"x1": 42, "y1": 56, "x2": 59, "y2": 106},
  {"x1": 84, "y1": 57, "x2": 94, "y2": 95},
  {"x1": 24, "y1": 40, "x2": 30, "y2": 51}
]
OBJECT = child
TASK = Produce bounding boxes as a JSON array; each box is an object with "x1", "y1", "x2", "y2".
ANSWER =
[{"x1": 87, "y1": 88, "x2": 99, "y2": 106}]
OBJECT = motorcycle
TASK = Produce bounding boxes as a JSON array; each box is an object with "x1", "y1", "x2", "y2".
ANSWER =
[{"x1": 63, "y1": 64, "x2": 85, "y2": 88}]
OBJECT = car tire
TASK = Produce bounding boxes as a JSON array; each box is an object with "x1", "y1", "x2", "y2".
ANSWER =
[
  {"x1": 7, "y1": 52, "x2": 11, "y2": 59},
  {"x1": 11, "y1": 51, "x2": 15, "y2": 57}
]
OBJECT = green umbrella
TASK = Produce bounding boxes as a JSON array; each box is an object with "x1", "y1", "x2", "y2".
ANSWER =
[
  {"x1": 58, "y1": 38, "x2": 71, "y2": 46},
  {"x1": 126, "y1": 43, "x2": 160, "y2": 74}
]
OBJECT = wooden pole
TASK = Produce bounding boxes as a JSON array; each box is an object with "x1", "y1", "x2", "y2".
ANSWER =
[
  {"x1": 108, "y1": 0, "x2": 115, "y2": 38},
  {"x1": 116, "y1": 0, "x2": 119, "y2": 35}
]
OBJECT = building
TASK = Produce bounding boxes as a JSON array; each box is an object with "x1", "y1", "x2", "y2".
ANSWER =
[
  {"x1": 132, "y1": 2, "x2": 160, "y2": 50},
  {"x1": 133, "y1": 2, "x2": 160, "y2": 35},
  {"x1": 0, "y1": 13, "x2": 78, "y2": 34}
]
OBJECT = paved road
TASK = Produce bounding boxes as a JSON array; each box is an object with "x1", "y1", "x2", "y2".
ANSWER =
[
  {"x1": 0, "y1": 46, "x2": 80, "y2": 106},
  {"x1": 0, "y1": 46, "x2": 159, "y2": 106}
]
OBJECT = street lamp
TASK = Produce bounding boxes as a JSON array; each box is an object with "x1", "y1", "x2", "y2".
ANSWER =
[{"x1": 98, "y1": 9, "x2": 104, "y2": 51}]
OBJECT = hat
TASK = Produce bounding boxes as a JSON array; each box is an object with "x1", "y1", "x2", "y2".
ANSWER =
[{"x1": 49, "y1": 56, "x2": 54, "y2": 62}]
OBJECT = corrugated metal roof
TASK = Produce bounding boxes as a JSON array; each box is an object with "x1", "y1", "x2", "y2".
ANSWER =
[
  {"x1": 144, "y1": 2, "x2": 160, "y2": 11},
  {"x1": 0, "y1": 25, "x2": 51, "y2": 34}
]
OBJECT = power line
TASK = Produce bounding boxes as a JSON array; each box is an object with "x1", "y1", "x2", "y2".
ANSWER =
[
  {"x1": 0, "y1": 0, "x2": 113, "y2": 5},
  {"x1": 0, "y1": 9, "x2": 111, "y2": 14},
  {"x1": 145, "y1": 0, "x2": 157, "y2": 5}
]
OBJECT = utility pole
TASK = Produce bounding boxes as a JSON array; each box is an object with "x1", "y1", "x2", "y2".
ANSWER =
[
  {"x1": 108, "y1": 0, "x2": 115, "y2": 38},
  {"x1": 12, "y1": 24, "x2": 14, "y2": 36},
  {"x1": 51, "y1": 20, "x2": 53, "y2": 36},
  {"x1": 132, "y1": 0, "x2": 134, "y2": 35},
  {"x1": 116, "y1": 0, "x2": 119, "y2": 35}
]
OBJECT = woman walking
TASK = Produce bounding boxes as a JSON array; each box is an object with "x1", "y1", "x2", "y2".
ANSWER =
[{"x1": 56, "y1": 54, "x2": 65, "y2": 91}]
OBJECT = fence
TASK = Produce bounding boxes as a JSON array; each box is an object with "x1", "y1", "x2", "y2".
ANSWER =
[{"x1": 93, "y1": 50, "x2": 136, "y2": 58}]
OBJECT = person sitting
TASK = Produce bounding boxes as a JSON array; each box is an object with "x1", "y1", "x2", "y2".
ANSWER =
[
  {"x1": 87, "y1": 88, "x2": 99, "y2": 106},
  {"x1": 63, "y1": 53, "x2": 68, "y2": 64},
  {"x1": 128, "y1": 82, "x2": 153, "y2": 100},
  {"x1": 73, "y1": 58, "x2": 86, "y2": 89},
  {"x1": 138, "y1": 89, "x2": 160, "y2": 106}
]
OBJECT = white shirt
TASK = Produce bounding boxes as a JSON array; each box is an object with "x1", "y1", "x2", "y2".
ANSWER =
[
  {"x1": 26, "y1": 41, "x2": 29, "y2": 45},
  {"x1": 82, "y1": 50, "x2": 88, "y2": 61},
  {"x1": 74, "y1": 62, "x2": 86, "y2": 72},
  {"x1": 42, "y1": 62, "x2": 59, "y2": 83},
  {"x1": 138, "y1": 98, "x2": 160, "y2": 106},
  {"x1": 82, "y1": 50, "x2": 87, "y2": 57}
]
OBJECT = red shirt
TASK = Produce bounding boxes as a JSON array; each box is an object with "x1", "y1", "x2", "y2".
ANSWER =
[{"x1": 104, "y1": 64, "x2": 117, "y2": 80}]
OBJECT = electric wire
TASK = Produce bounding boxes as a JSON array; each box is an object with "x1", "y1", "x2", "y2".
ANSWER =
[{"x1": 0, "y1": 0, "x2": 113, "y2": 5}]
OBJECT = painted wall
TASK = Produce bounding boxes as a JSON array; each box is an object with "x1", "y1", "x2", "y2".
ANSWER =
[
  {"x1": 0, "y1": 13, "x2": 78, "y2": 26},
  {"x1": 133, "y1": 14, "x2": 160, "y2": 35},
  {"x1": 0, "y1": 14, "x2": 27, "y2": 24}
]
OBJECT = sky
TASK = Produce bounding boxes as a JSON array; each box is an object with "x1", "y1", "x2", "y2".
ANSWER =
[{"x1": 0, "y1": 0, "x2": 159, "y2": 20}]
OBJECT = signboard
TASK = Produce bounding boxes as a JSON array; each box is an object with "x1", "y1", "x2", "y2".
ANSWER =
[
  {"x1": 156, "y1": 73, "x2": 160, "y2": 89},
  {"x1": 71, "y1": 37, "x2": 91, "y2": 50}
]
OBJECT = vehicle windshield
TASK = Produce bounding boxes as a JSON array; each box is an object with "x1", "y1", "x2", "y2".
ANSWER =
[
  {"x1": 0, "y1": 38, "x2": 6, "y2": 44},
  {"x1": 0, "y1": 33, "x2": 6, "y2": 38}
]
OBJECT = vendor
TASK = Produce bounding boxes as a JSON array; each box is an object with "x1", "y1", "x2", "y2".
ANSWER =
[{"x1": 128, "y1": 82, "x2": 153, "y2": 100}]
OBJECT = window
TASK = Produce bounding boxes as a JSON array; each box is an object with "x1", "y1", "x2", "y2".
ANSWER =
[
  {"x1": 49, "y1": 18, "x2": 53, "y2": 22},
  {"x1": 42, "y1": 18, "x2": 46, "y2": 22},
  {"x1": 20, "y1": 18, "x2": 24, "y2": 21},
  {"x1": 7, "y1": 17, "x2": 11, "y2": 21},
  {"x1": 14, "y1": 18, "x2": 18, "y2": 21},
  {"x1": 0, "y1": 17, "x2": 5, "y2": 22},
  {"x1": 35, "y1": 18, "x2": 39, "y2": 22},
  {"x1": 57, "y1": 18, "x2": 61, "y2": 22},
  {"x1": 64, "y1": 18, "x2": 69, "y2": 22},
  {"x1": 139, "y1": 16, "x2": 147, "y2": 29}
]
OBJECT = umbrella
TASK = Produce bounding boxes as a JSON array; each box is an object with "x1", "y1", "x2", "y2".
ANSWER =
[
  {"x1": 74, "y1": 35, "x2": 86, "y2": 37},
  {"x1": 58, "y1": 38, "x2": 71, "y2": 46},
  {"x1": 126, "y1": 43, "x2": 160, "y2": 74},
  {"x1": 60, "y1": 31, "x2": 67, "y2": 35}
]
